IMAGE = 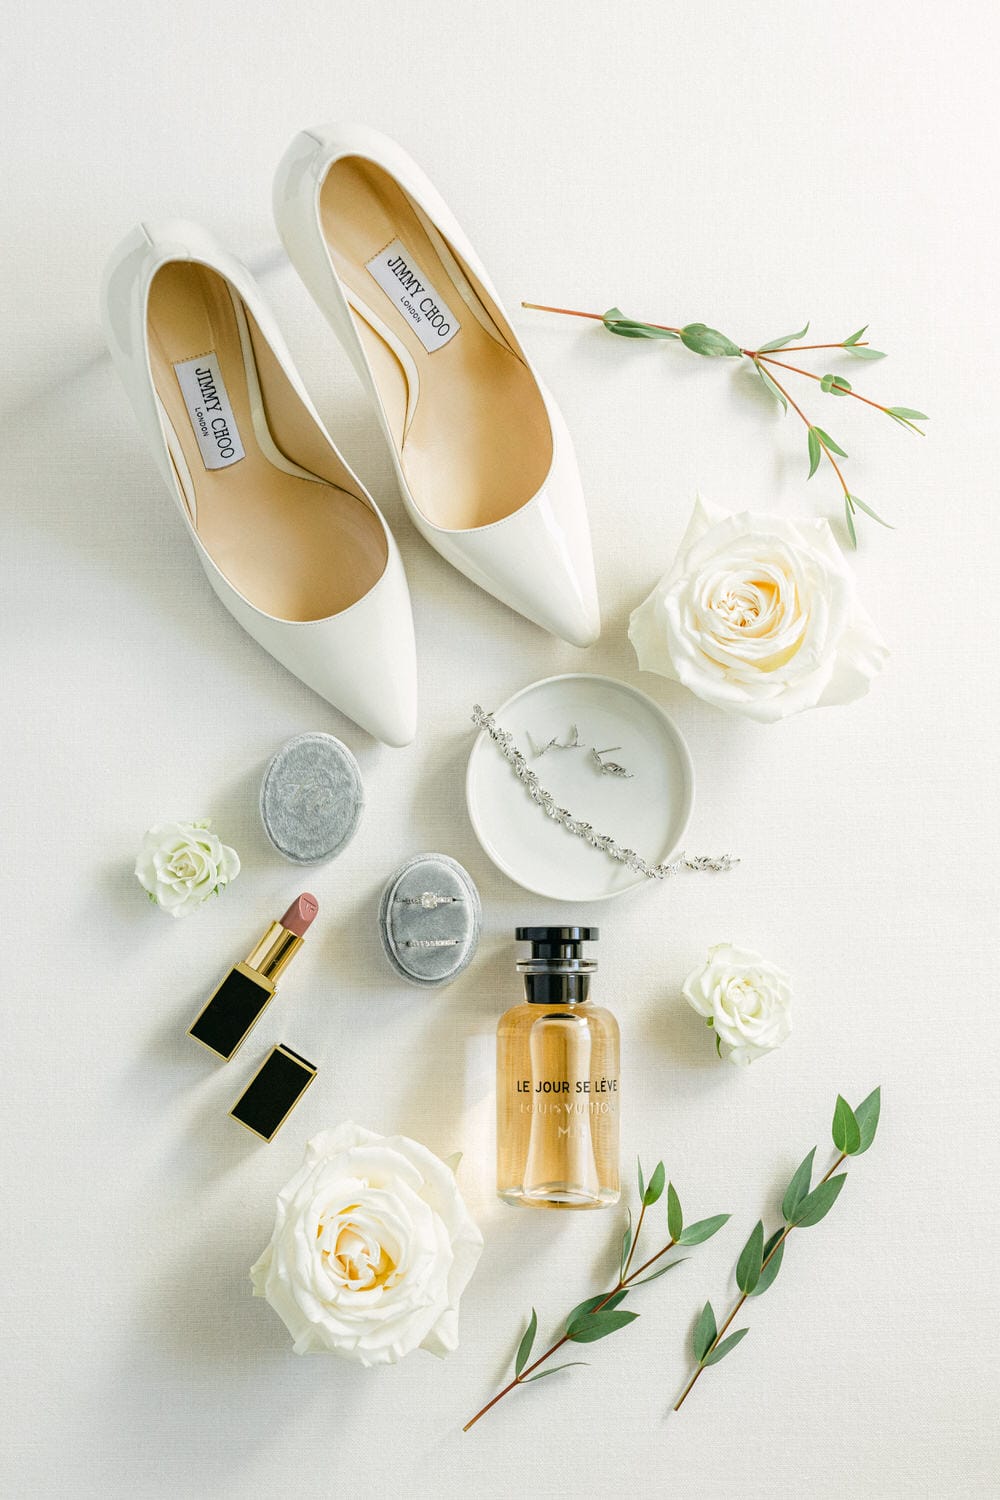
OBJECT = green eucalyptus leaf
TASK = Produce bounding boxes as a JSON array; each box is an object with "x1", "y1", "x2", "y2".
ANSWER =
[
  {"x1": 620, "y1": 1209, "x2": 633, "y2": 1280},
  {"x1": 853, "y1": 1086, "x2": 882, "y2": 1155},
  {"x1": 736, "y1": 1220, "x2": 764, "y2": 1295},
  {"x1": 752, "y1": 359, "x2": 788, "y2": 413},
  {"x1": 843, "y1": 325, "x2": 869, "y2": 346},
  {"x1": 630, "y1": 1257, "x2": 689, "y2": 1287},
  {"x1": 758, "y1": 321, "x2": 809, "y2": 353},
  {"x1": 667, "y1": 1182, "x2": 683, "y2": 1241},
  {"x1": 680, "y1": 322, "x2": 742, "y2": 358},
  {"x1": 515, "y1": 1308, "x2": 537, "y2": 1376},
  {"x1": 703, "y1": 1327, "x2": 749, "y2": 1366},
  {"x1": 602, "y1": 307, "x2": 679, "y2": 340},
  {"x1": 566, "y1": 1309, "x2": 639, "y2": 1343},
  {"x1": 791, "y1": 1172, "x2": 848, "y2": 1228},
  {"x1": 850, "y1": 495, "x2": 894, "y2": 528},
  {"x1": 807, "y1": 426, "x2": 822, "y2": 479},
  {"x1": 845, "y1": 496, "x2": 858, "y2": 547},
  {"x1": 821, "y1": 373, "x2": 852, "y2": 396},
  {"x1": 564, "y1": 1291, "x2": 628, "y2": 1329},
  {"x1": 693, "y1": 1301, "x2": 717, "y2": 1363},
  {"x1": 678, "y1": 1213, "x2": 730, "y2": 1246},
  {"x1": 715, "y1": 1032, "x2": 723, "y2": 1058},
  {"x1": 522, "y1": 1362, "x2": 590, "y2": 1382},
  {"x1": 644, "y1": 1161, "x2": 666, "y2": 1207},
  {"x1": 832, "y1": 1095, "x2": 862, "y2": 1155},
  {"x1": 812, "y1": 425, "x2": 848, "y2": 458},
  {"x1": 781, "y1": 1147, "x2": 816, "y2": 1224},
  {"x1": 886, "y1": 405, "x2": 928, "y2": 434},
  {"x1": 637, "y1": 1158, "x2": 645, "y2": 1201},
  {"x1": 749, "y1": 1229, "x2": 786, "y2": 1297},
  {"x1": 845, "y1": 345, "x2": 886, "y2": 360}
]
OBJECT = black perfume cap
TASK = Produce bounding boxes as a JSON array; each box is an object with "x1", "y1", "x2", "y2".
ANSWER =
[
  {"x1": 516, "y1": 927, "x2": 599, "y2": 964},
  {"x1": 517, "y1": 928, "x2": 598, "y2": 1002}
]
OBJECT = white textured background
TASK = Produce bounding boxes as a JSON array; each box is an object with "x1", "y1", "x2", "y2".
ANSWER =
[{"x1": 3, "y1": 2, "x2": 998, "y2": 1495}]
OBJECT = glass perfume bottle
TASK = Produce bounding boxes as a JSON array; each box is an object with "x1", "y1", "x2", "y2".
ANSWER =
[{"x1": 497, "y1": 927, "x2": 620, "y2": 1209}]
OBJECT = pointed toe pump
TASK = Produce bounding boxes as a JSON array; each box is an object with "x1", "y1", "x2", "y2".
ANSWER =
[
  {"x1": 100, "y1": 220, "x2": 417, "y2": 747},
  {"x1": 273, "y1": 124, "x2": 601, "y2": 649}
]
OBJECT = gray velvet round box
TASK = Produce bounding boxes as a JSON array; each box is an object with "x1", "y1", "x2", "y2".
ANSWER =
[
  {"x1": 259, "y1": 732, "x2": 364, "y2": 865},
  {"x1": 378, "y1": 853, "x2": 481, "y2": 987}
]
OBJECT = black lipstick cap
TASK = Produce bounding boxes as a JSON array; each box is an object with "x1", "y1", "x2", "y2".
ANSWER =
[{"x1": 229, "y1": 1045, "x2": 317, "y2": 1141}]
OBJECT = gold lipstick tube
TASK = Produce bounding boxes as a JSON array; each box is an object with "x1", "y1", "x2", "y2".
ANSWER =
[{"x1": 188, "y1": 917, "x2": 308, "y2": 1061}]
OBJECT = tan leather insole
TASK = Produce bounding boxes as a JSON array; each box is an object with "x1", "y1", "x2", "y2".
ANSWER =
[
  {"x1": 319, "y1": 158, "x2": 552, "y2": 532},
  {"x1": 147, "y1": 262, "x2": 387, "y2": 622}
]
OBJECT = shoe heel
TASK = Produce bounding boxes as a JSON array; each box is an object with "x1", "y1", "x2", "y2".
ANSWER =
[{"x1": 273, "y1": 132, "x2": 373, "y2": 390}]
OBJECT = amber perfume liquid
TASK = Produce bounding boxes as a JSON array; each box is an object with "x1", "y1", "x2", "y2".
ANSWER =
[{"x1": 497, "y1": 927, "x2": 620, "y2": 1209}]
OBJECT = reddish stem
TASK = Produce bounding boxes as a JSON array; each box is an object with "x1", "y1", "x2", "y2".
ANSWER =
[
  {"x1": 756, "y1": 353, "x2": 902, "y2": 420},
  {"x1": 751, "y1": 341, "x2": 869, "y2": 353},
  {"x1": 673, "y1": 1154, "x2": 847, "y2": 1413},
  {"x1": 750, "y1": 361, "x2": 851, "y2": 498},
  {"x1": 463, "y1": 1231, "x2": 677, "y2": 1432},
  {"x1": 621, "y1": 1201, "x2": 647, "y2": 1283},
  {"x1": 522, "y1": 301, "x2": 920, "y2": 435},
  {"x1": 521, "y1": 301, "x2": 682, "y2": 334}
]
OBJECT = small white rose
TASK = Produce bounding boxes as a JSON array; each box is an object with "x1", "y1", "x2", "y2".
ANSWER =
[
  {"x1": 134, "y1": 818, "x2": 240, "y2": 917},
  {"x1": 629, "y1": 499, "x2": 888, "y2": 722},
  {"x1": 250, "y1": 1122, "x2": 484, "y2": 1366},
  {"x1": 682, "y1": 943, "x2": 792, "y2": 1066}
]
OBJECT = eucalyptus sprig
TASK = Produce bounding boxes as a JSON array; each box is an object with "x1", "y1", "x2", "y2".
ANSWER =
[
  {"x1": 462, "y1": 1162, "x2": 729, "y2": 1432},
  {"x1": 673, "y1": 1086, "x2": 882, "y2": 1413},
  {"x1": 523, "y1": 301, "x2": 927, "y2": 547}
]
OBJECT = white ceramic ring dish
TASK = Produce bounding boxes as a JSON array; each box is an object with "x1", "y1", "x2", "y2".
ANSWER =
[{"x1": 466, "y1": 673, "x2": 694, "y2": 901}]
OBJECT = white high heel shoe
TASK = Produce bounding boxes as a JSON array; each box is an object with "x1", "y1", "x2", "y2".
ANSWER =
[
  {"x1": 273, "y1": 124, "x2": 601, "y2": 649},
  {"x1": 100, "y1": 219, "x2": 418, "y2": 747}
]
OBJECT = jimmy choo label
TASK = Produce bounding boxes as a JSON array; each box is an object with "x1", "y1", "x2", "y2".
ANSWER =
[
  {"x1": 173, "y1": 353, "x2": 245, "y2": 470},
  {"x1": 365, "y1": 238, "x2": 461, "y2": 353}
]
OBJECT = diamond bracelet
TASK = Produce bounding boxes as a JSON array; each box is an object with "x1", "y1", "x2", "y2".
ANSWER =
[{"x1": 471, "y1": 705, "x2": 739, "y2": 882}]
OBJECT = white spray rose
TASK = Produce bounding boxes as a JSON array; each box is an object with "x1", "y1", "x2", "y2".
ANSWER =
[
  {"x1": 134, "y1": 819, "x2": 240, "y2": 917},
  {"x1": 250, "y1": 1123, "x2": 484, "y2": 1366},
  {"x1": 629, "y1": 499, "x2": 888, "y2": 722},
  {"x1": 682, "y1": 943, "x2": 792, "y2": 1066}
]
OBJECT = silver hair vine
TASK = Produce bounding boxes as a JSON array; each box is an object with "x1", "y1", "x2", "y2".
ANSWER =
[{"x1": 471, "y1": 706, "x2": 739, "y2": 881}]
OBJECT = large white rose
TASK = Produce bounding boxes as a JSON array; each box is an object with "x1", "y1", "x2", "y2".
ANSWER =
[
  {"x1": 682, "y1": 943, "x2": 792, "y2": 1066},
  {"x1": 250, "y1": 1123, "x2": 484, "y2": 1366},
  {"x1": 628, "y1": 499, "x2": 888, "y2": 722},
  {"x1": 134, "y1": 818, "x2": 240, "y2": 917}
]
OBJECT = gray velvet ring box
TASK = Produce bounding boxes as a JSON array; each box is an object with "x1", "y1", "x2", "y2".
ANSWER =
[
  {"x1": 260, "y1": 732, "x2": 364, "y2": 865},
  {"x1": 378, "y1": 853, "x2": 481, "y2": 988}
]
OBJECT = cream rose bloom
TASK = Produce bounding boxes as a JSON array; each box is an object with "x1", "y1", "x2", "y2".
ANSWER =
[
  {"x1": 134, "y1": 818, "x2": 240, "y2": 917},
  {"x1": 682, "y1": 943, "x2": 792, "y2": 1066},
  {"x1": 250, "y1": 1123, "x2": 484, "y2": 1366},
  {"x1": 629, "y1": 499, "x2": 888, "y2": 722}
]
